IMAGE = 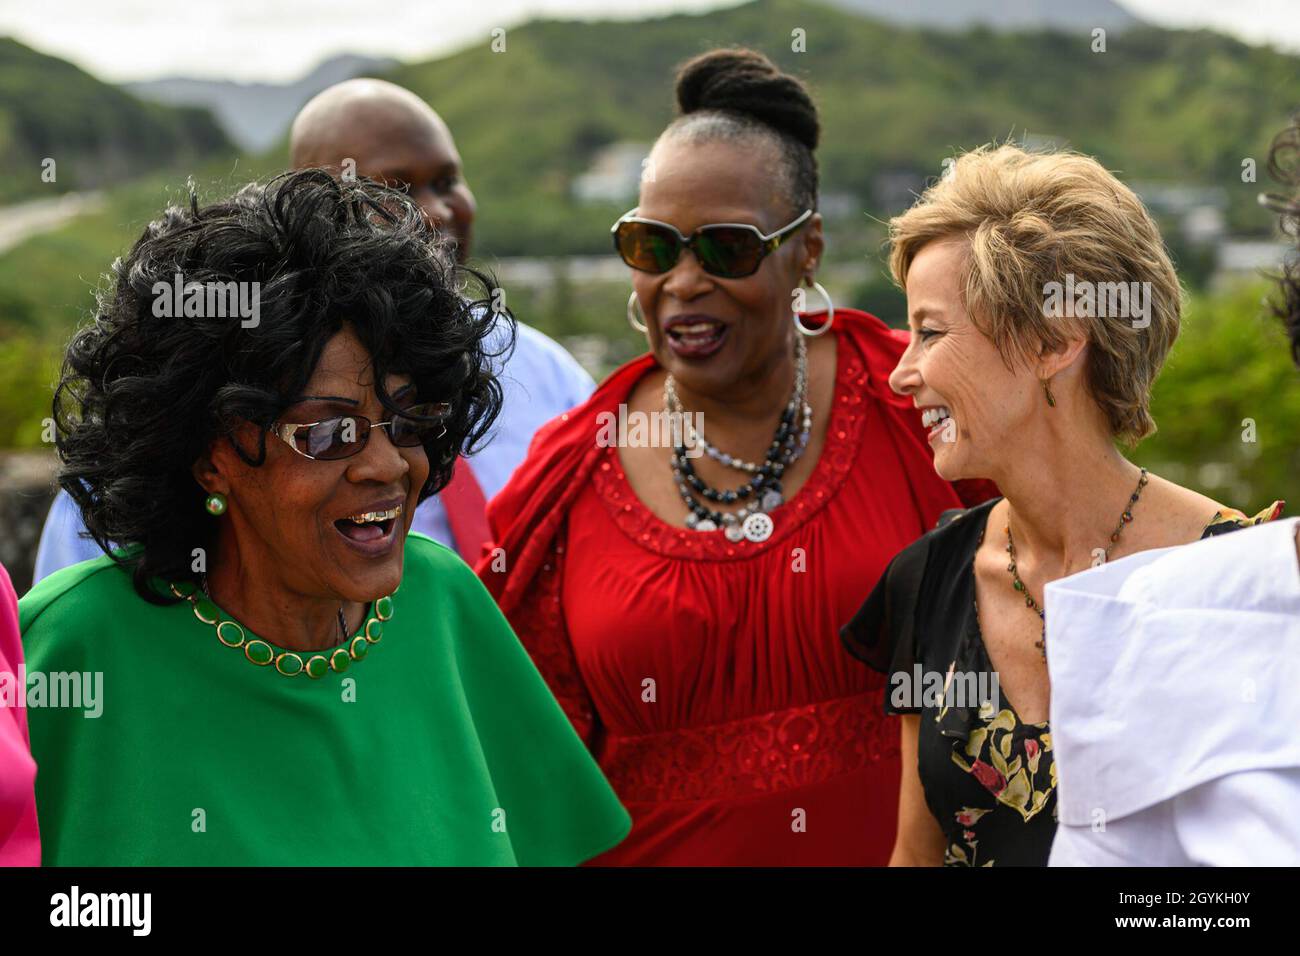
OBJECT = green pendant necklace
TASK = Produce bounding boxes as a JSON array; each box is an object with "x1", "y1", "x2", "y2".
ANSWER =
[{"x1": 170, "y1": 578, "x2": 393, "y2": 678}]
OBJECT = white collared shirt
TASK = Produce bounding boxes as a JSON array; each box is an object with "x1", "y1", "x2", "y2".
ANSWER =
[{"x1": 1045, "y1": 517, "x2": 1300, "y2": 866}]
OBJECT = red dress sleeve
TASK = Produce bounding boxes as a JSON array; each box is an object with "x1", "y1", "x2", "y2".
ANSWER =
[
  {"x1": 495, "y1": 521, "x2": 603, "y2": 753},
  {"x1": 477, "y1": 354, "x2": 661, "y2": 753}
]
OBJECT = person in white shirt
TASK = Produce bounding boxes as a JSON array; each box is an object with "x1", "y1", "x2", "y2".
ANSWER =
[
  {"x1": 1046, "y1": 516, "x2": 1300, "y2": 865},
  {"x1": 1047, "y1": 115, "x2": 1300, "y2": 866}
]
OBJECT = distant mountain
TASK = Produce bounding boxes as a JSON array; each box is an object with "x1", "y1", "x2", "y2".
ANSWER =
[
  {"x1": 126, "y1": 53, "x2": 400, "y2": 152},
  {"x1": 385, "y1": 0, "x2": 1296, "y2": 256},
  {"x1": 3, "y1": 0, "x2": 1296, "y2": 263},
  {"x1": 818, "y1": 0, "x2": 1141, "y2": 32},
  {"x1": 0, "y1": 37, "x2": 232, "y2": 204}
]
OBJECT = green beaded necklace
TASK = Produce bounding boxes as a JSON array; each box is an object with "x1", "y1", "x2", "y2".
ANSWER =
[{"x1": 170, "y1": 580, "x2": 393, "y2": 678}]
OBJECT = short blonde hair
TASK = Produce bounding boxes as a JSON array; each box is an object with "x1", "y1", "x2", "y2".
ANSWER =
[{"x1": 889, "y1": 144, "x2": 1181, "y2": 444}]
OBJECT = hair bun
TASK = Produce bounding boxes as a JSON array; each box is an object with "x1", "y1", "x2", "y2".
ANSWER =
[{"x1": 675, "y1": 48, "x2": 819, "y2": 152}]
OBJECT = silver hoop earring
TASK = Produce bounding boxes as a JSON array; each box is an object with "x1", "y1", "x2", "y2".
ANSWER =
[
  {"x1": 794, "y1": 280, "x2": 834, "y2": 337},
  {"x1": 627, "y1": 290, "x2": 648, "y2": 334}
]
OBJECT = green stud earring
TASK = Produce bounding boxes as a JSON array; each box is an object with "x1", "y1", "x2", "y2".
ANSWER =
[{"x1": 204, "y1": 493, "x2": 227, "y2": 516}]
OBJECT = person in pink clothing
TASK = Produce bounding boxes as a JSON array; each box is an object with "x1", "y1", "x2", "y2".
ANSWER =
[{"x1": 0, "y1": 561, "x2": 40, "y2": 866}]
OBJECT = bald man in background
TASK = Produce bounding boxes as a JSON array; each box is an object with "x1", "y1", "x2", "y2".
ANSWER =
[
  {"x1": 33, "y1": 79, "x2": 595, "y2": 581},
  {"x1": 290, "y1": 79, "x2": 478, "y2": 262}
]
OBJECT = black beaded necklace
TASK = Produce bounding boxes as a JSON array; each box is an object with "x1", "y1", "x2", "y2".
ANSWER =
[{"x1": 664, "y1": 336, "x2": 811, "y2": 543}]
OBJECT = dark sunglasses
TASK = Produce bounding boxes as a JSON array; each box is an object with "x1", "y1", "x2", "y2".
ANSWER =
[
  {"x1": 271, "y1": 402, "x2": 450, "y2": 461},
  {"x1": 611, "y1": 208, "x2": 813, "y2": 279}
]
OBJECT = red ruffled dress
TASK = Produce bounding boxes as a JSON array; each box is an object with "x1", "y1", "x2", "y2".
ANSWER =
[{"x1": 477, "y1": 310, "x2": 996, "y2": 865}]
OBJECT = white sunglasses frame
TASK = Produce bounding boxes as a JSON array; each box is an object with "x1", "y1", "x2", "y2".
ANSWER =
[{"x1": 611, "y1": 208, "x2": 813, "y2": 277}]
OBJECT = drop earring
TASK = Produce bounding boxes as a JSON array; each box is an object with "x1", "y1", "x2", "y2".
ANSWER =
[
  {"x1": 204, "y1": 492, "x2": 227, "y2": 516},
  {"x1": 1041, "y1": 379, "x2": 1056, "y2": 408}
]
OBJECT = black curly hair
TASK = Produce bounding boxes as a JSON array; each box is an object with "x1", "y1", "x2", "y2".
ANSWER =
[
  {"x1": 54, "y1": 168, "x2": 513, "y2": 603},
  {"x1": 664, "y1": 47, "x2": 820, "y2": 217},
  {"x1": 1263, "y1": 112, "x2": 1300, "y2": 368}
]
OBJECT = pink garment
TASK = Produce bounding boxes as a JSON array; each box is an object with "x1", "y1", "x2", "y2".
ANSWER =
[{"x1": 0, "y1": 562, "x2": 40, "y2": 866}]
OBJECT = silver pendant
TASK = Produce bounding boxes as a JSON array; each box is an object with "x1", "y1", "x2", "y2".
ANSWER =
[
  {"x1": 724, "y1": 523, "x2": 745, "y2": 542},
  {"x1": 742, "y1": 512, "x2": 774, "y2": 542}
]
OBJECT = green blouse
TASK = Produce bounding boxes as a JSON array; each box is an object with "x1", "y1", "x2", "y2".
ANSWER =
[{"x1": 18, "y1": 533, "x2": 630, "y2": 866}]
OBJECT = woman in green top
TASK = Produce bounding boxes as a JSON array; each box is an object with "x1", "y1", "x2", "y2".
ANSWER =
[{"x1": 19, "y1": 170, "x2": 630, "y2": 865}]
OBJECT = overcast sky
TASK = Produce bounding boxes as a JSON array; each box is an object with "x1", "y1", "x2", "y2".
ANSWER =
[{"x1": 3, "y1": 0, "x2": 1298, "y2": 83}]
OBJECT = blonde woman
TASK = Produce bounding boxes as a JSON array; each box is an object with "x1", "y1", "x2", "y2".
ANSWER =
[{"x1": 841, "y1": 145, "x2": 1282, "y2": 867}]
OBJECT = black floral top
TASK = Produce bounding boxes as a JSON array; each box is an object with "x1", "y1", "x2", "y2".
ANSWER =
[{"x1": 841, "y1": 496, "x2": 1284, "y2": 867}]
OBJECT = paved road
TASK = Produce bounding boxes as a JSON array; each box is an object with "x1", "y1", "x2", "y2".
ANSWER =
[{"x1": 0, "y1": 192, "x2": 105, "y2": 256}]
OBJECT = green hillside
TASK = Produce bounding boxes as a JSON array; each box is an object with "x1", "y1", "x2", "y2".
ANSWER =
[
  {"x1": 0, "y1": 36, "x2": 233, "y2": 203},
  {"x1": 1, "y1": 0, "x2": 1297, "y2": 508},
  {"x1": 383, "y1": 0, "x2": 1300, "y2": 256},
  {"x1": 5, "y1": 0, "x2": 1298, "y2": 327}
]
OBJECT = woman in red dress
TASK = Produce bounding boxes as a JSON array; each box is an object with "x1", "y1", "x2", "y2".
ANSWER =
[{"x1": 477, "y1": 49, "x2": 993, "y2": 865}]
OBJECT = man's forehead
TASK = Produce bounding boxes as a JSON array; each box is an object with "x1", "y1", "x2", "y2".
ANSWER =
[
  {"x1": 356, "y1": 138, "x2": 456, "y2": 180},
  {"x1": 297, "y1": 97, "x2": 458, "y2": 173}
]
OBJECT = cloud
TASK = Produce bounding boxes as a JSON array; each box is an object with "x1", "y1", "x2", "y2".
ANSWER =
[{"x1": 0, "y1": 0, "x2": 741, "y2": 82}]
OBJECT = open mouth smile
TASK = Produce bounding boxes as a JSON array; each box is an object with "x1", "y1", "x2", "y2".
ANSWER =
[
  {"x1": 334, "y1": 503, "x2": 404, "y2": 553},
  {"x1": 920, "y1": 405, "x2": 953, "y2": 440},
  {"x1": 664, "y1": 315, "x2": 729, "y2": 358}
]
